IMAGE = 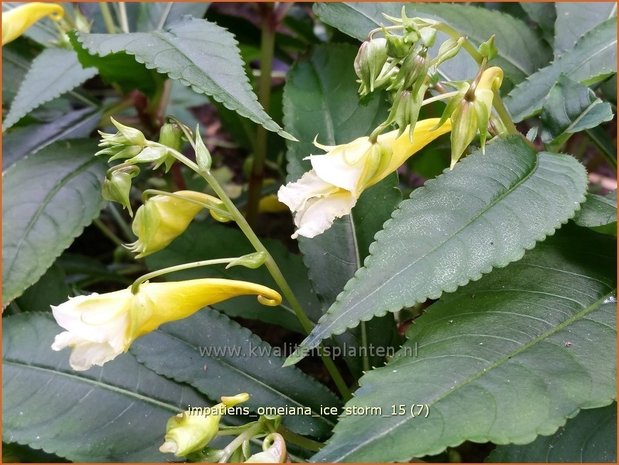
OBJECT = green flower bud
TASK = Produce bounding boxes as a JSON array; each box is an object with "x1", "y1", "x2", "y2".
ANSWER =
[
  {"x1": 435, "y1": 37, "x2": 465, "y2": 67},
  {"x1": 449, "y1": 99, "x2": 478, "y2": 169},
  {"x1": 102, "y1": 169, "x2": 137, "y2": 215},
  {"x1": 478, "y1": 35, "x2": 498, "y2": 61},
  {"x1": 388, "y1": 88, "x2": 424, "y2": 139},
  {"x1": 195, "y1": 126, "x2": 212, "y2": 172},
  {"x1": 389, "y1": 49, "x2": 428, "y2": 93},
  {"x1": 110, "y1": 117, "x2": 146, "y2": 147},
  {"x1": 419, "y1": 27, "x2": 436, "y2": 48},
  {"x1": 354, "y1": 38, "x2": 389, "y2": 96},
  {"x1": 158, "y1": 122, "x2": 184, "y2": 172},
  {"x1": 386, "y1": 34, "x2": 409, "y2": 59}
]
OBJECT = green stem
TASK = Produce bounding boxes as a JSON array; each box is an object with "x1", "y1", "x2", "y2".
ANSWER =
[
  {"x1": 131, "y1": 258, "x2": 236, "y2": 293},
  {"x1": 107, "y1": 203, "x2": 134, "y2": 242},
  {"x1": 219, "y1": 423, "x2": 263, "y2": 463},
  {"x1": 93, "y1": 218, "x2": 124, "y2": 247},
  {"x1": 98, "y1": 2, "x2": 116, "y2": 33},
  {"x1": 160, "y1": 144, "x2": 352, "y2": 400},
  {"x1": 116, "y1": 2, "x2": 130, "y2": 33},
  {"x1": 246, "y1": 5, "x2": 276, "y2": 227},
  {"x1": 492, "y1": 90, "x2": 519, "y2": 136}
]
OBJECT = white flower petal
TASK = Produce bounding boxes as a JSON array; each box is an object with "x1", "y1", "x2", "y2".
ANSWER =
[
  {"x1": 293, "y1": 191, "x2": 358, "y2": 238},
  {"x1": 309, "y1": 138, "x2": 372, "y2": 192},
  {"x1": 278, "y1": 171, "x2": 338, "y2": 212},
  {"x1": 68, "y1": 340, "x2": 123, "y2": 371}
]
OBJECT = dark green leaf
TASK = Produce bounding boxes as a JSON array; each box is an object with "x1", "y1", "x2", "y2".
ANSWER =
[
  {"x1": 283, "y1": 44, "x2": 399, "y2": 375},
  {"x1": 573, "y1": 190, "x2": 617, "y2": 235},
  {"x1": 313, "y1": 2, "x2": 552, "y2": 84},
  {"x1": 3, "y1": 48, "x2": 97, "y2": 131},
  {"x1": 312, "y1": 226, "x2": 616, "y2": 461},
  {"x1": 541, "y1": 75, "x2": 614, "y2": 147},
  {"x1": 131, "y1": 310, "x2": 341, "y2": 438},
  {"x1": 489, "y1": 403, "x2": 617, "y2": 462},
  {"x1": 505, "y1": 18, "x2": 617, "y2": 122},
  {"x1": 520, "y1": 3, "x2": 556, "y2": 45},
  {"x1": 74, "y1": 17, "x2": 294, "y2": 140},
  {"x1": 2, "y1": 313, "x2": 209, "y2": 461},
  {"x1": 14, "y1": 264, "x2": 69, "y2": 313},
  {"x1": 2, "y1": 106, "x2": 101, "y2": 171},
  {"x1": 554, "y1": 3, "x2": 616, "y2": 57},
  {"x1": 2, "y1": 139, "x2": 106, "y2": 305},
  {"x1": 288, "y1": 136, "x2": 588, "y2": 362}
]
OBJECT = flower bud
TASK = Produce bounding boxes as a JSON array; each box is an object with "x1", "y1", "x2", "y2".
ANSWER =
[
  {"x1": 389, "y1": 49, "x2": 428, "y2": 93},
  {"x1": 478, "y1": 35, "x2": 498, "y2": 61},
  {"x1": 160, "y1": 394, "x2": 250, "y2": 458},
  {"x1": 195, "y1": 127, "x2": 212, "y2": 172},
  {"x1": 449, "y1": 99, "x2": 478, "y2": 169},
  {"x1": 245, "y1": 433, "x2": 287, "y2": 463},
  {"x1": 354, "y1": 38, "x2": 389, "y2": 96},
  {"x1": 128, "y1": 190, "x2": 225, "y2": 257},
  {"x1": 110, "y1": 118, "x2": 146, "y2": 147},
  {"x1": 418, "y1": 27, "x2": 436, "y2": 48},
  {"x1": 435, "y1": 37, "x2": 464, "y2": 68},
  {"x1": 102, "y1": 168, "x2": 138, "y2": 215},
  {"x1": 388, "y1": 89, "x2": 423, "y2": 140},
  {"x1": 386, "y1": 34, "x2": 410, "y2": 59},
  {"x1": 158, "y1": 122, "x2": 184, "y2": 172}
]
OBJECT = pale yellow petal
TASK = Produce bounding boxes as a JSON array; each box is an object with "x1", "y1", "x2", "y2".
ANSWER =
[
  {"x1": 293, "y1": 190, "x2": 357, "y2": 239},
  {"x1": 2, "y1": 3, "x2": 64, "y2": 45}
]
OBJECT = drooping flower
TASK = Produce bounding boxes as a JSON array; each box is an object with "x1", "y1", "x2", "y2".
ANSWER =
[
  {"x1": 51, "y1": 280, "x2": 281, "y2": 371},
  {"x1": 2, "y1": 2, "x2": 64, "y2": 45},
  {"x1": 127, "y1": 190, "x2": 230, "y2": 258},
  {"x1": 278, "y1": 118, "x2": 451, "y2": 239},
  {"x1": 160, "y1": 393, "x2": 250, "y2": 457}
]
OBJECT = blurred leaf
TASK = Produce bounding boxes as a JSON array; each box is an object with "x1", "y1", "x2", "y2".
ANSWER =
[
  {"x1": 283, "y1": 44, "x2": 400, "y2": 375},
  {"x1": 132, "y1": 310, "x2": 341, "y2": 438},
  {"x1": 2, "y1": 106, "x2": 101, "y2": 171},
  {"x1": 74, "y1": 17, "x2": 294, "y2": 140},
  {"x1": 136, "y1": 2, "x2": 210, "y2": 31},
  {"x1": 505, "y1": 18, "x2": 617, "y2": 122},
  {"x1": 2, "y1": 139, "x2": 106, "y2": 305},
  {"x1": 289, "y1": 136, "x2": 588, "y2": 361},
  {"x1": 541, "y1": 75, "x2": 614, "y2": 148},
  {"x1": 3, "y1": 48, "x2": 97, "y2": 131},
  {"x1": 554, "y1": 2, "x2": 616, "y2": 57},
  {"x1": 2, "y1": 46, "x2": 32, "y2": 104},
  {"x1": 312, "y1": 226, "x2": 616, "y2": 461},
  {"x1": 520, "y1": 3, "x2": 556, "y2": 45},
  {"x1": 2, "y1": 312, "x2": 219, "y2": 461},
  {"x1": 313, "y1": 2, "x2": 552, "y2": 84},
  {"x1": 145, "y1": 221, "x2": 322, "y2": 333},
  {"x1": 573, "y1": 190, "x2": 617, "y2": 235},
  {"x1": 489, "y1": 403, "x2": 617, "y2": 462}
]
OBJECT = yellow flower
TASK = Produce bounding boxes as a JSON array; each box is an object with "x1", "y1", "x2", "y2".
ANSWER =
[
  {"x1": 128, "y1": 190, "x2": 229, "y2": 258},
  {"x1": 2, "y1": 2, "x2": 64, "y2": 45},
  {"x1": 51, "y1": 280, "x2": 281, "y2": 371},
  {"x1": 160, "y1": 393, "x2": 250, "y2": 457},
  {"x1": 278, "y1": 118, "x2": 451, "y2": 238}
]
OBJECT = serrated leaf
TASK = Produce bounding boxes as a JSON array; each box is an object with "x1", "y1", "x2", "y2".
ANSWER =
[
  {"x1": 541, "y1": 75, "x2": 614, "y2": 147},
  {"x1": 2, "y1": 139, "x2": 106, "y2": 305},
  {"x1": 131, "y1": 310, "x2": 341, "y2": 438},
  {"x1": 2, "y1": 106, "x2": 101, "y2": 171},
  {"x1": 505, "y1": 18, "x2": 617, "y2": 122},
  {"x1": 489, "y1": 403, "x2": 617, "y2": 462},
  {"x1": 313, "y1": 2, "x2": 552, "y2": 84},
  {"x1": 2, "y1": 313, "x2": 209, "y2": 461},
  {"x1": 573, "y1": 190, "x2": 617, "y2": 235},
  {"x1": 287, "y1": 136, "x2": 588, "y2": 362},
  {"x1": 312, "y1": 226, "x2": 616, "y2": 461},
  {"x1": 145, "y1": 222, "x2": 322, "y2": 333},
  {"x1": 74, "y1": 17, "x2": 294, "y2": 140},
  {"x1": 554, "y1": 2, "x2": 616, "y2": 58},
  {"x1": 2, "y1": 46, "x2": 32, "y2": 104},
  {"x1": 283, "y1": 44, "x2": 400, "y2": 375},
  {"x1": 3, "y1": 48, "x2": 97, "y2": 131}
]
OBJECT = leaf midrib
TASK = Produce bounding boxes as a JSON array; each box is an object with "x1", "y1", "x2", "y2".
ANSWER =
[{"x1": 330, "y1": 288, "x2": 616, "y2": 460}]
